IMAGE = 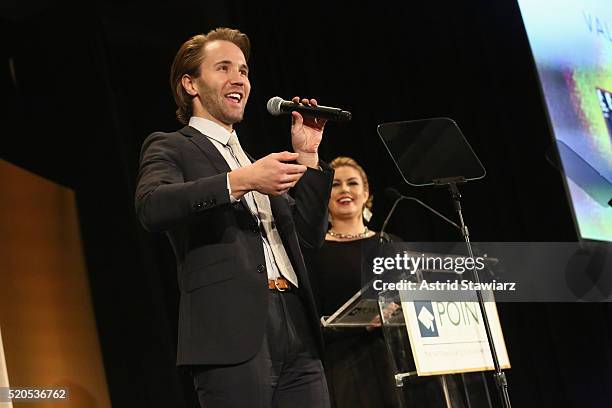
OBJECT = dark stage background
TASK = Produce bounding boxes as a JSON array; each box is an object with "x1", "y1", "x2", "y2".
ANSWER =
[{"x1": 1, "y1": 1, "x2": 612, "y2": 407}]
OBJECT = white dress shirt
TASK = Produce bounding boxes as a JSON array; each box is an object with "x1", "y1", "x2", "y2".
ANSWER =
[{"x1": 188, "y1": 116, "x2": 285, "y2": 281}]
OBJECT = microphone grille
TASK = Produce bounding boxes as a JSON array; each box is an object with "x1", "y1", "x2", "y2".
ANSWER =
[{"x1": 266, "y1": 96, "x2": 284, "y2": 116}]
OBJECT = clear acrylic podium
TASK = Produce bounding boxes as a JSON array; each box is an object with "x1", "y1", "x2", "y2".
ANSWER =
[{"x1": 321, "y1": 261, "x2": 497, "y2": 408}]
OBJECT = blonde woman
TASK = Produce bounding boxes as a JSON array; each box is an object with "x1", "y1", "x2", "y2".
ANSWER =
[{"x1": 306, "y1": 157, "x2": 399, "y2": 408}]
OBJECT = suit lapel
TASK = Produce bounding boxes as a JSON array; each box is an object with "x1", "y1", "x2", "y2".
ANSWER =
[
  {"x1": 179, "y1": 125, "x2": 253, "y2": 217},
  {"x1": 180, "y1": 126, "x2": 303, "y2": 279},
  {"x1": 180, "y1": 126, "x2": 231, "y2": 174}
]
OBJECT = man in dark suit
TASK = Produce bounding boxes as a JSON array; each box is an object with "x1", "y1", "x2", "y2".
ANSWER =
[{"x1": 135, "y1": 28, "x2": 333, "y2": 407}]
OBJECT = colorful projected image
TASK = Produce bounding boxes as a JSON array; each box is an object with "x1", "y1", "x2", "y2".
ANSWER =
[
  {"x1": 518, "y1": 0, "x2": 612, "y2": 241},
  {"x1": 598, "y1": 87, "x2": 612, "y2": 139}
]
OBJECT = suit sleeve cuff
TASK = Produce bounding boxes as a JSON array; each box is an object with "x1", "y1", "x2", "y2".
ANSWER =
[{"x1": 226, "y1": 172, "x2": 240, "y2": 203}]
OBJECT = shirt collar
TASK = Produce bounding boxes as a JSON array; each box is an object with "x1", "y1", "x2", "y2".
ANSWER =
[{"x1": 188, "y1": 116, "x2": 236, "y2": 146}]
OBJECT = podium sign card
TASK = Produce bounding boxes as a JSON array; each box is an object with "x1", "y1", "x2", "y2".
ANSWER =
[{"x1": 400, "y1": 292, "x2": 510, "y2": 376}]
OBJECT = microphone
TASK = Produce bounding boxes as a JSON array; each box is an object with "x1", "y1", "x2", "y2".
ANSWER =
[
  {"x1": 267, "y1": 96, "x2": 352, "y2": 122},
  {"x1": 379, "y1": 188, "x2": 461, "y2": 244}
]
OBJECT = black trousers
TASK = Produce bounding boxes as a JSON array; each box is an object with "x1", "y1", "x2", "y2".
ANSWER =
[{"x1": 191, "y1": 290, "x2": 330, "y2": 408}]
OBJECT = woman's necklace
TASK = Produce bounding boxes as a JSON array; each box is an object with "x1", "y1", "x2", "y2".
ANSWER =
[{"x1": 327, "y1": 227, "x2": 369, "y2": 240}]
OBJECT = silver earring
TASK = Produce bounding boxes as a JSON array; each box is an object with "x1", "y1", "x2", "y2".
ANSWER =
[{"x1": 363, "y1": 207, "x2": 373, "y2": 222}]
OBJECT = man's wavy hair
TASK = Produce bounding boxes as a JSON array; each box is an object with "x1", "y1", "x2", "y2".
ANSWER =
[{"x1": 170, "y1": 28, "x2": 250, "y2": 124}]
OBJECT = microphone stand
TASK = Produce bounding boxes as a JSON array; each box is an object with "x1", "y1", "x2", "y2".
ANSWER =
[
  {"x1": 380, "y1": 197, "x2": 404, "y2": 243},
  {"x1": 434, "y1": 177, "x2": 512, "y2": 408},
  {"x1": 379, "y1": 188, "x2": 460, "y2": 244}
]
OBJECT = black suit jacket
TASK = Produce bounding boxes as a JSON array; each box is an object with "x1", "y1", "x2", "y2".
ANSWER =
[{"x1": 135, "y1": 125, "x2": 333, "y2": 366}]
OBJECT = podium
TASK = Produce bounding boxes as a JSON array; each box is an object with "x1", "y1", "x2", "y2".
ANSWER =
[{"x1": 321, "y1": 248, "x2": 508, "y2": 408}]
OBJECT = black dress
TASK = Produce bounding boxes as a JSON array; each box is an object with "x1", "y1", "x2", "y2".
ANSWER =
[{"x1": 305, "y1": 234, "x2": 399, "y2": 408}]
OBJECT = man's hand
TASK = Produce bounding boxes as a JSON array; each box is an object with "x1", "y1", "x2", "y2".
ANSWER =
[
  {"x1": 366, "y1": 302, "x2": 401, "y2": 331},
  {"x1": 290, "y1": 96, "x2": 326, "y2": 169},
  {"x1": 228, "y1": 151, "x2": 307, "y2": 198}
]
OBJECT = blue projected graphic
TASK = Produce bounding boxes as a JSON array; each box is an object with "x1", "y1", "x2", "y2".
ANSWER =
[{"x1": 518, "y1": 0, "x2": 612, "y2": 242}]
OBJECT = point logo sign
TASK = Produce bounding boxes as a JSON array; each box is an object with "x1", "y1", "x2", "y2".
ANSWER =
[
  {"x1": 415, "y1": 301, "x2": 439, "y2": 337},
  {"x1": 415, "y1": 301, "x2": 481, "y2": 338}
]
